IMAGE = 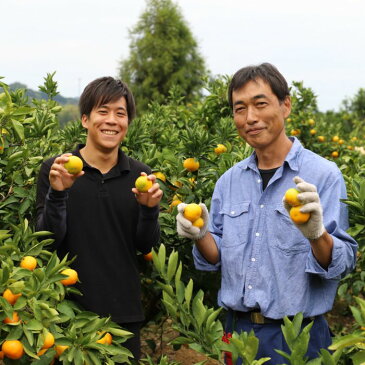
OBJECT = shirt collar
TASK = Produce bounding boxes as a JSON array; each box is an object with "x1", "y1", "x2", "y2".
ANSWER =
[
  {"x1": 238, "y1": 137, "x2": 303, "y2": 172},
  {"x1": 73, "y1": 144, "x2": 131, "y2": 173}
]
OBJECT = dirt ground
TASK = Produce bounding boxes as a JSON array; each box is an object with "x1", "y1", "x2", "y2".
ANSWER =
[
  {"x1": 141, "y1": 318, "x2": 221, "y2": 364},
  {"x1": 140, "y1": 302, "x2": 356, "y2": 365}
]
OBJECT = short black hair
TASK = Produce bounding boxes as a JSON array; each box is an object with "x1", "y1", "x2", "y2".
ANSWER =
[
  {"x1": 79, "y1": 77, "x2": 136, "y2": 123},
  {"x1": 228, "y1": 63, "x2": 290, "y2": 109}
]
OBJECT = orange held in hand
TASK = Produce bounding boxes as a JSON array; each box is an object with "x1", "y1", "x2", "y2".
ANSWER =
[
  {"x1": 64, "y1": 155, "x2": 83, "y2": 175},
  {"x1": 60, "y1": 268, "x2": 78, "y2": 286},
  {"x1": 135, "y1": 176, "x2": 153, "y2": 192},
  {"x1": 192, "y1": 217, "x2": 204, "y2": 228},
  {"x1": 20, "y1": 255, "x2": 37, "y2": 271},
  {"x1": 289, "y1": 206, "x2": 310, "y2": 224},
  {"x1": 284, "y1": 188, "x2": 301, "y2": 207},
  {"x1": 183, "y1": 203, "x2": 202, "y2": 222}
]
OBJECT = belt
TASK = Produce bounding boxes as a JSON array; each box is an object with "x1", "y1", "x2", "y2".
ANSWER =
[{"x1": 232, "y1": 310, "x2": 317, "y2": 325}]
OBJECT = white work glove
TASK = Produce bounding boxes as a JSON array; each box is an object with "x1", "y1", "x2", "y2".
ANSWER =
[
  {"x1": 283, "y1": 176, "x2": 325, "y2": 240},
  {"x1": 176, "y1": 203, "x2": 209, "y2": 240}
]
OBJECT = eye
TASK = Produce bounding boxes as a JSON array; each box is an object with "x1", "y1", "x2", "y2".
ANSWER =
[
  {"x1": 234, "y1": 106, "x2": 246, "y2": 113},
  {"x1": 256, "y1": 101, "x2": 267, "y2": 107},
  {"x1": 98, "y1": 109, "x2": 107, "y2": 115},
  {"x1": 117, "y1": 111, "x2": 126, "y2": 117}
]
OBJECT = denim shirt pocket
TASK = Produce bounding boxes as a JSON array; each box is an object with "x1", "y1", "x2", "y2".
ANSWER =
[
  {"x1": 220, "y1": 201, "x2": 250, "y2": 247},
  {"x1": 271, "y1": 205, "x2": 309, "y2": 254}
]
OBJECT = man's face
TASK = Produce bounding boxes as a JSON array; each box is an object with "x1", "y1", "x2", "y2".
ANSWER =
[
  {"x1": 81, "y1": 96, "x2": 129, "y2": 152},
  {"x1": 232, "y1": 78, "x2": 291, "y2": 150}
]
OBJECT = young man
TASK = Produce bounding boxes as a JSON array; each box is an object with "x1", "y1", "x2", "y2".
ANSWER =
[
  {"x1": 36, "y1": 77, "x2": 163, "y2": 361},
  {"x1": 176, "y1": 63, "x2": 357, "y2": 364}
]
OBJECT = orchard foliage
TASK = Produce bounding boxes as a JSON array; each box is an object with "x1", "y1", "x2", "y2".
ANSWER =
[
  {"x1": 1, "y1": 72, "x2": 365, "y2": 364},
  {"x1": 119, "y1": 0, "x2": 207, "y2": 113}
]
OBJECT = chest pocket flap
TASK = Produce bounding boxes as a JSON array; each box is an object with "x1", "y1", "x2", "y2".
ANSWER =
[{"x1": 220, "y1": 201, "x2": 250, "y2": 245}]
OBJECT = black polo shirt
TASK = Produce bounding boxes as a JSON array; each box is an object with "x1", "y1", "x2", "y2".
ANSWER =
[{"x1": 36, "y1": 145, "x2": 160, "y2": 323}]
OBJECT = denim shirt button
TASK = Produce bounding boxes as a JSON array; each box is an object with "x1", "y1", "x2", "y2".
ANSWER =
[
  {"x1": 251, "y1": 257, "x2": 256, "y2": 262},
  {"x1": 231, "y1": 211, "x2": 235, "y2": 214},
  {"x1": 260, "y1": 204, "x2": 264, "y2": 208},
  {"x1": 248, "y1": 285, "x2": 253, "y2": 289},
  {"x1": 255, "y1": 232, "x2": 260, "y2": 237}
]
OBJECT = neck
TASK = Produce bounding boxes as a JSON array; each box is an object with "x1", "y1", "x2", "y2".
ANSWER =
[
  {"x1": 80, "y1": 144, "x2": 119, "y2": 174},
  {"x1": 256, "y1": 135, "x2": 293, "y2": 169}
]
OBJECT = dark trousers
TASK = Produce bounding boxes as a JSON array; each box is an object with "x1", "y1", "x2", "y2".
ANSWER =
[
  {"x1": 117, "y1": 321, "x2": 142, "y2": 364},
  {"x1": 225, "y1": 311, "x2": 332, "y2": 365}
]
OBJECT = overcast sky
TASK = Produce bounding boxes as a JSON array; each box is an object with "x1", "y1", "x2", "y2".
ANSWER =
[{"x1": 1, "y1": 0, "x2": 364, "y2": 111}]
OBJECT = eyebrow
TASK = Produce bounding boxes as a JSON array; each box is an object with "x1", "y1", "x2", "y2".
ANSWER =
[{"x1": 98, "y1": 104, "x2": 127, "y2": 111}]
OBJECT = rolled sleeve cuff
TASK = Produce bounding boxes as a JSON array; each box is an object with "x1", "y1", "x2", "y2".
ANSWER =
[{"x1": 305, "y1": 237, "x2": 347, "y2": 279}]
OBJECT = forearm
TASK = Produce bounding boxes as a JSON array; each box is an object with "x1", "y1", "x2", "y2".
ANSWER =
[
  {"x1": 135, "y1": 205, "x2": 160, "y2": 253},
  {"x1": 195, "y1": 232, "x2": 220, "y2": 265},
  {"x1": 310, "y1": 230, "x2": 333, "y2": 269},
  {"x1": 36, "y1": 188, "x2": 68, "y2": 248}
]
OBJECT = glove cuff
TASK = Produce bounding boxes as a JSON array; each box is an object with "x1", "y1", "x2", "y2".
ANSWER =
[{"x1": 303, "y1": 224, "x2": 325, "y2": 240}]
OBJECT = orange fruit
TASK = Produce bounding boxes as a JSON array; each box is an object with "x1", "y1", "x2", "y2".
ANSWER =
[
  {"x1": 308, "y1": 119, "x2": 315, "y2": 126},
  {"x1": 37, "y1": 348, "x2": 48, "y2": 356},
  {"x1": 192, "y1": 217, "x2": 204, "y2": 228},
  {"x1": 183, "y1": 204, "x2": 202, "y2": 222},
  {"x1": 183, "y1": 158, "x2": 200, "y2": 172},
  {"x1": 0, "y1": 350, "x2": 4, "y2": 359},
  {"x1": 331, "y1": 151, "x2": 339, "y2": 158},
  {"x1": 332, "y1": 136, "x2": 339, "y2": 142},
  {"x1": 20, "y1": 255, "x2": 37, "y2": 271},
  {"x1": 317, "y1": 136, "x2": 325, "y2": 142},
  {"x1": 338, "y1": 139, "x2": 344, "y2": 145},
  {"x1": 214, "y1": 144, "x2": 227, "y2": 155},
  {"x1": 3, "y1": 311, "x2": 20, "y2": 324},
  {"x1": 55, "y1": 345, "x2": 69, "y2": 358},
  {"x1": 96, "y1": 332, "x2": 112, "y2": 345},
  {"x1": 64, "y1": 155, "x2": 83, "y2": 174},
  {"x1": 135, "y1": 176, "x2": 153, "y2": 192},
  {"x1": 60, "y1": 268, "x2": 78, "y2": 286},
  {"x1": 3, "y1": 288, "x2": 22, "y2": 305},
  {"x1": 309, "y1": 129, "x2": 316, "y2": 135},
  {"x1": 153, "y1": 172, "x2": 166, "y2": 182},
  {"x1": 347, "y1": 145, "x2": 353, "y2": 150},
  {"x1": 169, "y1": 199, "x2": 182, "y2": 211},
  {"x1": 284, "y1": 188, "x2": 301, "y2": 207},
  {"x1": 289, "y1": 206, "x2": 310, "y2": 224},
  {"x1": 351, "y1": 136, "x2": 358, "y2": 141},
  {"x1": 143, "y1": 252, "x2": 153, "y2": 261},
  {"x1": 41, "y1": 331, "x2": 55, "y2": 349},
  {"x1": 2, "y1": 340, "x2": 24, "y2": 359}
]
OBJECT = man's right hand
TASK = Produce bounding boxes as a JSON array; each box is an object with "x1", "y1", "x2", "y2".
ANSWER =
[
  {"x1": 176, "y1": 203, "x2": 209, "y2": 240},
  {"x1": 49, "y1": 153, "x2": 84, "y2": 191}
]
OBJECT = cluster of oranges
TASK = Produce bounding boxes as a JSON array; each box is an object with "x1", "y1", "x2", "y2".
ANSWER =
[
  {"x1": 183, "y1": 203, "x2": 204, "y2": 228},
  {"x1": 284, "y1": 188, "x2": 310, "y2": 224}
]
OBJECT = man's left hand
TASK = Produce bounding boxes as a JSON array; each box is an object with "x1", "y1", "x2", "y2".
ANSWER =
[
  {"x1": 283, "y1": 176, "x2": 325, "y2": 240},
  {"x1": 132, "y1": 173, "x2": 163, "y2": 208}
]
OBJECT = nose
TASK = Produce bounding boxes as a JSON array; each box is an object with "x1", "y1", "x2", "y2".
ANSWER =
[
  {"x1": 105, "y1": 113, "x2": 117, "y2": 124},
  {"x1": 246, "y1": 106, "x2": 258, "y2": 124}
]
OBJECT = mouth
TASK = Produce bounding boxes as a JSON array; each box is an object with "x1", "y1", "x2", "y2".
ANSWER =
[
  {"x1": 101, "y1": 130, "x2": 118, "y2": 135},
  {"x1": 246, "y1": 127, "x2": 264, "y2": 135}
]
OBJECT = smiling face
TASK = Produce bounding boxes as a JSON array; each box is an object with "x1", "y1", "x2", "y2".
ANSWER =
[
  {"x1": 232, "y1": 78, "x2": 291, "y2": 152},
  {"x1": 81, "y1": 96, "x2": 129, "y2": 153}
]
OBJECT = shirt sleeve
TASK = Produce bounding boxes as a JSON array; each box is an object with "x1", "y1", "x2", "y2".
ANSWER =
[
  {"x1": 135, "y1": 205, "x2": 160, "y2": 254},
  {"x1": 192, "y1": 179, "x2": 223, "y2": 271},
  {"x1": 35, "y1": 160, "x2": 68, "y2": 248},
  {"x1": 305, "y1": 168, "x2": 357, "y2": 279}
]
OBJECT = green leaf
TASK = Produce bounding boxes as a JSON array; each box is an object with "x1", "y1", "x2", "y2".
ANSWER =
[
  {"x1": 166, "y1": 250, "x2": 178, "y2": 283},
  {"x1": 184, "y1": 279, "x2": 193, "y2": 310},
  {"x1": 10, "y1": 119, "x2": 25, "y2": 141}
]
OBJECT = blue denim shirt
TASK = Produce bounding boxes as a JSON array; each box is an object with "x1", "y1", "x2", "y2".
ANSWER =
[{"x1": 193, "y1": 138, "x2": 357, "y2": 319}]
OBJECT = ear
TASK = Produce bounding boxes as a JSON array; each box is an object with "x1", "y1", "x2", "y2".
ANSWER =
[
  {"x1": 81, "y1": 114, "x2": 89, "y2": 129},
  {"x1": 282, "y1": 95, "x2": 292, "y2": 119}
]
